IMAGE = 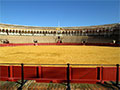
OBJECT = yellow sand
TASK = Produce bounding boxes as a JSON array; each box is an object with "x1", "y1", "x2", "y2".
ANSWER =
[{"x1": 0, "y1": 46, "x2": 119, "y2": 64}]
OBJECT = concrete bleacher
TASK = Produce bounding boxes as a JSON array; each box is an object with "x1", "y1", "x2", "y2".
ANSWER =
[
  {"x1": 0, "y1": 23, "x2": 119, "y2": 44},
  {"x1": 0, "y1": 35, "x2": 114, "y2": 44},
  {"x1": 0, "y1": 35, "x2": 56, "y2": 43},
  {"x1": 62, "y1": 36, "x2": 88, "y2": 43},
  {"x1": 87, "y1": 36, "x2": 113, "y2": 43},
  {"x1": 62, "y1": 36, "x2": 113, "y2": 43}
]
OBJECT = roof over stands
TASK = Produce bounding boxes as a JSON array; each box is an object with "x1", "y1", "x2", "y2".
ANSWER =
[{"x1": 0, "y1": 23, "x2": 119, "y2": 31}]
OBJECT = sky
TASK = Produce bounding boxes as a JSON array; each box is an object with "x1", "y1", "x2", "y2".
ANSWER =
[{"x1": 0, "y1": 0, "x2": 119, "y2": 27}]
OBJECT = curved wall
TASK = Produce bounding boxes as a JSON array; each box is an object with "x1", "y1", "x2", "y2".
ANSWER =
[
  {"x1": 0, "y1": 23, "x2": 119, "y2": 44},
  {"x1": 0, "y1": 35, "x2": 114, "y2": 44}
]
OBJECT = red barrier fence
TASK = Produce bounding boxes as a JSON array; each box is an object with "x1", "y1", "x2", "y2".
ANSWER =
[
  {"x1": 0, "y1": 43, "x2": 120, "y2": 47},
  {"x1": 0, "y1": 64, "x2": 119, "y2": 84}
]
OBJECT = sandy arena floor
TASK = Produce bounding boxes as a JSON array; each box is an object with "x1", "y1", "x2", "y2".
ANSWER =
[{"x1": 0, "y1": 46, "x2": 120, "y2": 65}]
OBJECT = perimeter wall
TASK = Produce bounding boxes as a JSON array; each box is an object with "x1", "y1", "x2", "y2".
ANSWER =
[
  {"x1": 0, "y1": 65, "x2": 120, "y2": 83},
  {"x1": 0, "y1": 35, "x2": 115, "y2": 44}
]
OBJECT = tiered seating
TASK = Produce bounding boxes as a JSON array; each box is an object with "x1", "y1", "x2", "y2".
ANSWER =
[
  {"x1": 87, "y1": 36, "x2": 113, "y2": 43},
  {"x1": 0, "y1": 35, "x2": 115, "y2": 44},
  {"x1": 62, "y1": 36, "x2": 113, "y2": 43},
  {"x1": 62, "y1": 36, "x2": 88, "y2": 43},
  {"x1": 0, "y1": 35, "x2": 56, "y2": 43}
]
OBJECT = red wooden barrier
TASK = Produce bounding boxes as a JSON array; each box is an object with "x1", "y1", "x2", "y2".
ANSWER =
[
  {"x1": 102, "y1": 67, "x2": 119, "y2": 81},
  {"x1": 71, "y1": 68, "x2": 97, "y2": 79},
  {"x1": 13, "y1": 66, "x2": 21, "y2": 78},
  {"x1": 41, "y1": 67, "x2": 67, "y2": 79},
  {"x1": 0, "y1": 66, "x2": 9, "y2": 81},
  {"x1": 0, "y1": 65, "x2": 119, "y2": 83},
  {"x1": 24, "y1": 66, "x2": 37, "y2": 78}
]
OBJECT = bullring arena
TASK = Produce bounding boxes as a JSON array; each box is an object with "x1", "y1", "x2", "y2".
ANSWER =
[
  {"x1": 0, "y1": 23, "x2": 120, "y2": 89},
  {"x1": 0, "y1": 23, "x2": 120, "y2": 64}
]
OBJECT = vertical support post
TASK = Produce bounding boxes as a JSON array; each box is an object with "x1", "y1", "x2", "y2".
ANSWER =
[
  {"x1": 100, "y1": 66, "x2": 103, "y2": 83},
  {"x1": 38, "y1": 66, "x2": 42, "y2": 78},
  {"x1": 36, "y1": 66, "x2": 39, "y2": 78},
  {"x1": 9, "y1": 66, "x2": 13, "y2": 77},
  {"x1": 97, "y1": 67, "x2": 100, "y2": 81},
  {"x1": 18, "y1": 63, "x2": 24, "y2": 90},
  {"x1": 69, "y1": 67, "x2": 72, "y2": 81},
  {"x1": 21, "y1": 63, "x2": 24, "y2": 89},
  {"x1": 37, "y1": 66, "x2": 42, "y2": 79},
  {"x1": 67, "y1": 63, "x2": 70, "y2": 90},
  {"x1": 116, "y1": 64, "x2": 119, "y2": 85},
  {"x1": 9, "y1": 66, "x2": 13, "y2": 81}
]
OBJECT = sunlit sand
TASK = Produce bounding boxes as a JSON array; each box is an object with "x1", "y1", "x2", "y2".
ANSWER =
[{"x1": 0, "y1": 46, "x2": 119, "y2": 65}]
